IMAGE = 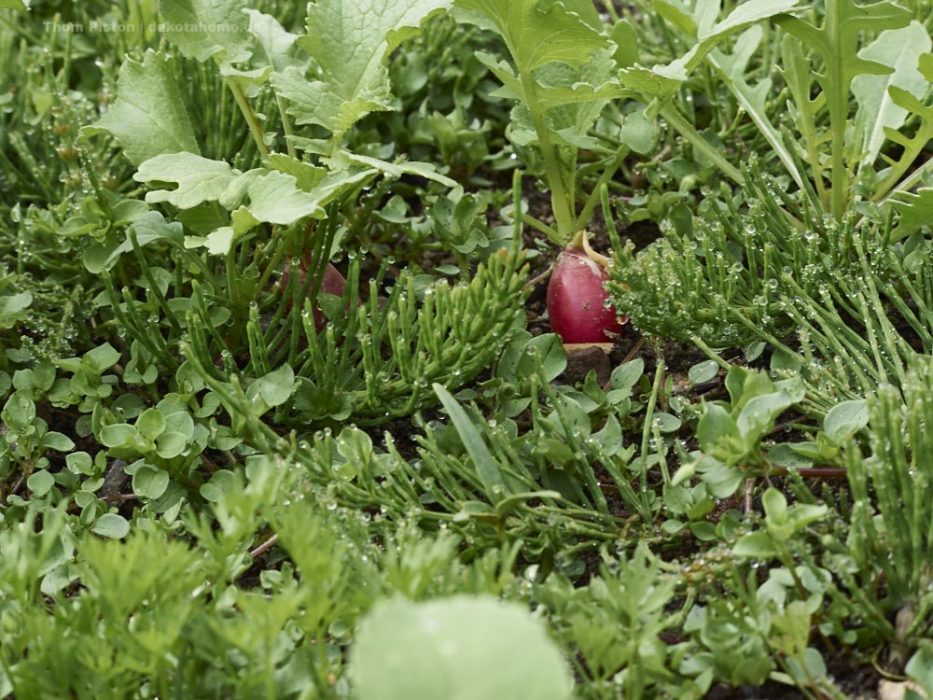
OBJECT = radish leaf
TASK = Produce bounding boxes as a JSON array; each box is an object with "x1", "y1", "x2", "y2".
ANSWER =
[
  {"x1": 85, "y1": 51, "x2": 200, "y2": 166},
  {"x1": 273, "y1": 0, "x2": 452, "y2": 141},
  {"x1": 853, "y1": 22, "x2": 931, "y2": 170},
  {"x1": 159, "y1": 0, "x2": 251, "y2": 63}
]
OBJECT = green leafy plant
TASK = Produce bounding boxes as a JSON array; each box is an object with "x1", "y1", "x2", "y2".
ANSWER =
[{"x1": 673, "y1": 366, "x2": 806, "y2": 498}]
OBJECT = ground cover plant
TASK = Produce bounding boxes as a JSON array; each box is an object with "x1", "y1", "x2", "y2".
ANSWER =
[{"x1": 1, "y1": 0, "x2": 931, "y2": 698}]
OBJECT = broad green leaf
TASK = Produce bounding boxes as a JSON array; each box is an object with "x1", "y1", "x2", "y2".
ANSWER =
[
  {"x1": 2, "y1": 392, "x2": 35, "y2": 432},
  {"x1": 156, "y1": 432, "x2": 189, "y2": 459},
  {"x1": 688, "y1": 359, "x2": 720, "y2": 385},
  {"x1": 905, "y1": 646, "x2": 933, "y2": 693},
  {"x1": 0, "y1": 0, "x2": 28, "y2": 8},
  {"x1": 87, "y1": 50, "x2": 200, "y2": 165},
  {"x1": 218, "y1": 63, "x2": 271, "y2": 95},
  {"x1": 736, "y1": 392, "x2": 793, "y2": 441},
  {"x1": 38, "y1": 431, "x2": 75, "y2": 452},
  {"x1": 619, "y1": 109, "x2": 660, "y2": 154},
  {"x1": 455, "y1": 0, "x2": 608, "y2": 74},
  {"x1": 27, "y1": 470, "x2": 55, "y2": 497},
  {"x1": 264, "y1": 153, "x2": 327, "y2": 190},
  {"x1": 92, "y1": 513, "x2": 131, "y2": 539},
  {"x1": 822, "y1": 399, "x2": 869, "y2": 443},
  {"x1": 697, "y1": 403, "x2": 741, "y2": 456},
  {"x1": 519, "y1": 333, "x2": 568, "y2": 383},
  {"x1": 248, "y1": 364, "x2": 296, "y2": 414},
  {"x1": 132, "y1": 466, "x2": 170, "y2": 499},
  {"x1": 611, "y1": 357, "x2": 645, "y2": 392},
  {"x1": 159, "y1": 0, "x2": 251, "y2": 63},
  {"x1": 434, "y1": 384, "x2": 507, "y2": 498},
  {"x1": 733, "y1": 531, "x2": 779, "y2": 558},
  {"x1": 0, "y1": 291, "x2": 32, "y2": 329},
  {"x1": 245, "y1": 170, "x2": 325, "y2": 224},
  {"x1": 273, "y1": 0, "x2": 452, "y2": 138},
  {"x1": 99, "y1": 423, "x2": 139, "y2": 449},
  {"x1": 84, "y1": 343, "x2": 123, "y2": 373},
  {"x1": 244, "y1": 9, "x2": 300, "y2": 71},
  {"x1": 853, "y1": 21, "x2": 932, "y2": 169},
  {"x1": 611, "y1": 18, "x2": 639, "y2": 68},
  {"x1": 208, "y1": 227, "x2": 235, "y2": 254},
  {"x1": 762, "y1": 487, "x2": 788, "y2": 524},
  {"x1": 135, "y1": 153, "x2": 237, "y2": 209},
  {"x1": 350, "y1": 596, "x2": 574, "y2": 700},
  {"x1": 136, "y1": 408, "x2": 166, "y2": 441},
  {"x1": 185, "y1": 226, "x2": 236, "y2": 256}
]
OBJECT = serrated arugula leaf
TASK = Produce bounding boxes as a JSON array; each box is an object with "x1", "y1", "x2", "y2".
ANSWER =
[
  {"x1": 775, "y1": 0, "x2": 912, "y2": 216},
  {"x1": 272, "y1": 0, "x2": 452, "y2": 140},
  {"x1": 853, "y1": 21, "x2": 932, "y2": 170},
  {"x1": 135, "y1": 154, "x2": 237, "y2": 209},
  {"x1": 86, "y1": 51, "x2": 199, "y2": 166},
  {"x1": 776, "y1": 0, "x2": 912, "y2": 86},
  {"x1": 891, "y1": 188, "x2": 933, "y2": 240},
  {"x1": 621, "y1": 0, "x2": 801, "y2": 96},
  {"x1": 870, "y1": 47, "x2": 933, "y2": 200},
  {"x1": 709, "y1": 26, "x2": 805, "y2": 190},
  {"x1": 159, "y1": 0, "x2": 251, "y2": 63}
]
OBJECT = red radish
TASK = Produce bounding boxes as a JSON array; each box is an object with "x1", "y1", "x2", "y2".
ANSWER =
[
  {"x1": 279, "y1": 258, "x2": 348, "y2": 331},
  {"x1": 547, "y1": 234, "x2": 624, "y2": 344}
]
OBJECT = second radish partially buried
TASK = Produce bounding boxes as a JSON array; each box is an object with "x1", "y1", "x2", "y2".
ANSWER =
[{"x1": 547, "y1": 232, "x2": 625, "y2": 344}]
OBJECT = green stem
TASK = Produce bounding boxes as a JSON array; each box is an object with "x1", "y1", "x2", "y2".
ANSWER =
[
  {"x1": 575, "y1": 147, "x2": 629, "y2": 233},
  {"x1": 226, "y1": 78, "x2": 270, "y2": 157},
  {"x1": 660, "y1": 104, "x2": 745, "y2": 185},
  {"x1": 690, "y1": 335, "x2": 731, "y2": 370},
  {"x1": 520, "y1": 74, "x2": 577, "y2": 243},
  {"x1": 275, "y1": 94, "x2": 297, "y2": 159},
  {"x1": 521, "y1": 213, "x2": 561, "y2": 244},
  {"x1": 825, "y1": 0, "x2": 847, "y2": 219},
  {"x1": 638, "y1": 359, "x2": 665, "y2": 519}
]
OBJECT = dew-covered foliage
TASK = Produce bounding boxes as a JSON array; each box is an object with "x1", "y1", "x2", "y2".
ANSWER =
[{"x1": 1, "y1": 1, "x2": 931, "y2": 698}]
